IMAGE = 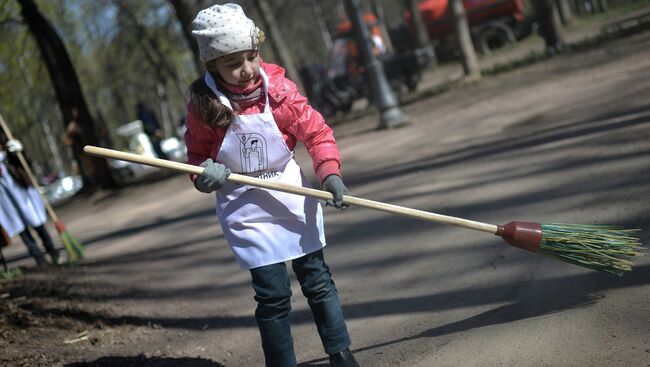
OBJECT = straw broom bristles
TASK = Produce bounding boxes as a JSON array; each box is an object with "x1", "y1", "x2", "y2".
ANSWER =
[{"x1": 538, "y1": 224, "x2": 644, "y2": 276}]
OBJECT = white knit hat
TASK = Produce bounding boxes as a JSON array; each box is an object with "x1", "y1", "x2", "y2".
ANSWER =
[{"x1": 192, "y1": 3, "x2": 265, "y2": 62}]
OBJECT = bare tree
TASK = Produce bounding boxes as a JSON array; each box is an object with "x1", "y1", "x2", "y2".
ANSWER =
[
  {"x1": 114, "y1": 1, "x2": 182, "y2": 94},
  {"x1": 555, "y1": 0, "x2": 573, "y2": 25},
  {"x1": 168, "y1": 0, "x2": 212, "y2": 74},
  {"x1": 16, "y1": 0, "x2": 116, "y2": 189},
  {"x1": 310, "y1": 0, "x2": 333, "y2": 51},
  {"x1": 532, "y1": 0, "x2": 565, "y2": 53},
  {"x1": 595, "y1": 0, "x2": 608, "y2": 13},
  {"x1": 403, "y1": 0, "x2": 431, "y2": 49},
  {"x1": 15, "y1": 57, "x2": 66, "y2": 176},
  {"x1": 251, "y1": 0, "x2": 304, "y2": 94},
  {"x1": 449, "y1": 0, "x2": 481, "y2": 79}
]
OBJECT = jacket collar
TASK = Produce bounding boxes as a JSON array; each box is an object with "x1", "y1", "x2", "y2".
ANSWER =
[{"x1": 260, "y1": 61, "x2": 289, "y2": 104}]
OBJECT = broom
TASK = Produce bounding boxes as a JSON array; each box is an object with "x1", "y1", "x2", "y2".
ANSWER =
[
  {"x1": 84, "y1": 146, "x2": 644, "y2": 276},
  {"x1": 0, "y1": 113, "x2": 83, "y2": 263}
]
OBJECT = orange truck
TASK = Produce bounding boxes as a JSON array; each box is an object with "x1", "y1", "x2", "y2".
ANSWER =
[{"x1": 402, "y1": 0, "x2": 531, "y2": 57}]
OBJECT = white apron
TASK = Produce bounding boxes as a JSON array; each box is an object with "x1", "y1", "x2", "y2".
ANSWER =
[
  {"x1": 205, "y1": 70, "x2": 326, "y2": 269},
  {"x1": 0, "y1": 152, "x2": 47, "y2": 237}
]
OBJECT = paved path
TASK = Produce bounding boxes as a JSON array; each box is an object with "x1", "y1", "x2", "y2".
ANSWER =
[{"x1": 3, "y1": 21, "x2": 650, "y2": 367}]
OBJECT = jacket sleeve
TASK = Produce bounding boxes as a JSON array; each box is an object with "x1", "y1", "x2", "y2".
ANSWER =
[
  {"x1": 278, "y1": 77, "x2": 342, "y2": 184},
  {"x1": 184, "y1": 102, "x2": 222, "y2": 181}
]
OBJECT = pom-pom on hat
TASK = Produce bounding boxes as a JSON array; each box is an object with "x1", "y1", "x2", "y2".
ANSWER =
[{"x1": 192, "y1": 3, "x2": 265, "y2": 62}]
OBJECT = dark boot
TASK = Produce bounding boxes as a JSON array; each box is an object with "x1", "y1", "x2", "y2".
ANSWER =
[
  {"x1": 19, "y1": 230, "x2": 47, "y2": 268},
  {"x1": 34, "y1": 225, "x2": 59, "y2": 265},
  {"x1": 329, "y1": 349, "x2": 359, "y2": 367},
  {"x1": 48, "y1": 249, "x2": 61, "y2": 265},
  {"x1": 34, "y1": 255, "x2": 49, "y2": 268}
]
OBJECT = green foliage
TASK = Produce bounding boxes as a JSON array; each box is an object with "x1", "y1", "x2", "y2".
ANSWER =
[
  {"x1": 0, "y1": 0, "x2": 196, "y2": 178},
  {"x1": 0, "y1": 1, "x2": 68, "y2": 176},
  {"x1": 1, "y1": 267, "x2": 23, "y2": 280}
]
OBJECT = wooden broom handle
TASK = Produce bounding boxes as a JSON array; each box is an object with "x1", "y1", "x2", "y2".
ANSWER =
[
  {"x1": 0, "y1": 113, "x2": 60, "y2": 222},
  {"x1": 84, "y1": 145, "x2": 499, "y2": 234}
]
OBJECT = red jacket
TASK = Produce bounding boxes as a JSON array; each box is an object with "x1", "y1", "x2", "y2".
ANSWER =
[{"x1": 184, "y1": 62, "x2": 341, "y2": 184}]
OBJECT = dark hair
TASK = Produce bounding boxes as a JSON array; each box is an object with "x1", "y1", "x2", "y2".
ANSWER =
[
  {"x1": 0, "y1": 131, "x2": 32, "y2": 188},
  {"x1": 187, "y1": 76, "x2": 234, "y2": 129},
  {"x1": 0, "y1": 129, "x2": 7, "y2": 146}
]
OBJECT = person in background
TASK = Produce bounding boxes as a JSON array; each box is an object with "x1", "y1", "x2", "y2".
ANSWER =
[
  {"x1": 185, "y1": 4, "x2": 359, "y2": 367},
  {"x1": 136, "y1": 102, "x2": 168, "y2": 159},
  {"x1": 63, "y1": 108, "x2": 96, "y2": 189},
  {"x1": 0, "y1": 132, "x2": 59, "y2": 267}
]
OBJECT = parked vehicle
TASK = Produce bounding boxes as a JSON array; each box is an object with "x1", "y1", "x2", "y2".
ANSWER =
[
  {"x1": 110, "y1": 120, "x2": 187, "y2": 184},
  {"x1": 402, "y1": 0, "x2": 533, "y2": 58},
  {"x1": 43, "y1": 175, "x2": 83, "y2": 206}
]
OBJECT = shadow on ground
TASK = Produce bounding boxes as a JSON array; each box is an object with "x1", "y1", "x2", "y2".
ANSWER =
[{"x1": 64, "y1": 355, "x2": 224, "y2": 367}]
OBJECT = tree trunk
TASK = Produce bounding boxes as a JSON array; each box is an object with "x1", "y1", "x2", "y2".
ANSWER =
[
  {"x1": 595, "y1": 0, "x2": 608, "y2": 13},
  {"x1": 404, "y1": 0, "x2": 432, "y2": 49},
  {"x1": 449, "y1": 0, "x2": 481, "y2": 79},
  {"x1": 168, "y1": 0, "x2": 207, "y2": 74},
  {"x1": 16, "y1": 57, "x2": 67, "y2": 176},
  {"x1": 310, "y1": 0, "x2": 333, "y2": 51},
  {"x1": 115, "y1": 0, "x2": 184, "y2": 98},
  {"x1": 252, "y1": 0, "x2": 304, "y2": 94},
  {"x1": 555, "y1": 0, "x2": 573, "y2": 25},
  {"x1": 571, "y1": 0, "x2": 587, "y2": 15},
  {"x1": 156, "y1": 82, "x2": 174, "y2": 137},
  {"x1": 532, "y1": 0, "x2": 565, "y2": 53},
  {"x1": 17, "y1": 0, "x2": 116, "y2": 189}
]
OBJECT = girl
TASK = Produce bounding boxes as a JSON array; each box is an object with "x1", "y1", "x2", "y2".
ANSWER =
[
  {"x1": 0, "y1": 133, "x2": 59, "y2": 267},
  {"x1": 185, "y1": 4, "x2": 359, "y2": 367}
]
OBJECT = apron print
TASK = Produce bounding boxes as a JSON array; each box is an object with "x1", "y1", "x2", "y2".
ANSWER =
[{"x1": 237, "y1": 133, "x2": 268, "y2": 174}]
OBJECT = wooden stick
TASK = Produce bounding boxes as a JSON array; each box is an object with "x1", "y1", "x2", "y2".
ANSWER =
[
  {"x1": 0, "y1": 113, "x2": 60, "y2": 222},
  {"x1": 84, "y1": 145, "x2": 499, "y2": 234}
]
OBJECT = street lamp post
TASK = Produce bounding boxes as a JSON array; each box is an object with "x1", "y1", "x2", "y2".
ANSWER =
[{"x1": 343, "y1": 0, "x2": 408, "y2": 129}]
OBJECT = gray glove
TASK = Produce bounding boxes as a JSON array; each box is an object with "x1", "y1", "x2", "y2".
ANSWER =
[
  {"x1": 195, "y1": 158, "x2": 230, "y2": 193},
  {"x1": 321, "y1": 175, "x2": 349, "y2": 209}
]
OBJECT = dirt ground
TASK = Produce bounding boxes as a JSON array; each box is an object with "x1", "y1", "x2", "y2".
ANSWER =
[{"x1": 2, "y1": 15, "x2": 650, "y2": 367}]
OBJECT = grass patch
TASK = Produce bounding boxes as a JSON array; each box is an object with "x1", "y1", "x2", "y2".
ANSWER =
[{"x1": 1, "y1": 267, "x2": 23, "y2": 281}]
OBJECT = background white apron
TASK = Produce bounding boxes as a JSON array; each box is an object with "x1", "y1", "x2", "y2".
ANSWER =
[
  {"x1": 205, "y1": 70, "x2": 325, "y2": 269},
  {"x1": 0, "y1": 154, "x2": 47, "y2": 237}
]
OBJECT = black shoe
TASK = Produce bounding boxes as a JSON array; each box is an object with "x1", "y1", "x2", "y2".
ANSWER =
[
  {"x1": 329, "y1": 349, "x2": 359, "y2": 367},
  {"x1": 35, "y1": 256, "x2": 48, "y2": 268},
  {"x1": 48, "y1": 251, "x2": 61, "y2": 266}
]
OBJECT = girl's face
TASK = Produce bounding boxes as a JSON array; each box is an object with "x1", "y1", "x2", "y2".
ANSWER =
[{"x1": 211, "y1": 50, "x2": 261, "y2": 88}]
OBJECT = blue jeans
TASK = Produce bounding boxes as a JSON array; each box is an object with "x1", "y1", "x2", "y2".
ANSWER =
[{"x1": 250, "y1": 249, "x2": 351, "y2": 367}]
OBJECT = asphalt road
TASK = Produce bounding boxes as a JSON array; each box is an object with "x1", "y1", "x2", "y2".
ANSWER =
[{"x1": 3, "y1": 28, "x2": 650, "y2": 367}]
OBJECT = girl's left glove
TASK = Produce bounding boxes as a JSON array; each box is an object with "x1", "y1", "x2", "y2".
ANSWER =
[
  {"x1": 196, "y1": 158, "x2": 230, "y2": 193},
  {"x1": 322, "y1": 175, "x2": 349, "y2": 209}
]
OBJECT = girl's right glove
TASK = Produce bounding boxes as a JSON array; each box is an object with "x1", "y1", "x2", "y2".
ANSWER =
[
  {"x1": 322, "y1": 174, "x2": 349, "y2": 209},
  {"x1": 196, "y1": 158, "x2": 230, "y2": 193}
]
